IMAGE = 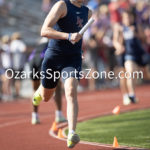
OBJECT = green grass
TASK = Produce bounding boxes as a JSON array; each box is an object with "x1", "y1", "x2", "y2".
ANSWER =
[{"x1": 75, "y1": 109, "x2": 150, "y2": 148}]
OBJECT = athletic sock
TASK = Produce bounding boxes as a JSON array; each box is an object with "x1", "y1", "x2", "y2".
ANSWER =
[
  {"x1": 69, "y1": 130, "x2": 75, "y2": 135},
  {"x1": 32, "y1": 112, "x2": 38, "y2": 119},
  {"x1": 55, "y1": 110, "x2": 62, "y2": 118},
  {"x1": 123, "y1": 94, "x2": 129, "y2": 99}
]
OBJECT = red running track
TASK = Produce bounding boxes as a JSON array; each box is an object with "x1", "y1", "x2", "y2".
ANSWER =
[{"x1": 0, "y1": 85, "x2": 150, "y2": 150}]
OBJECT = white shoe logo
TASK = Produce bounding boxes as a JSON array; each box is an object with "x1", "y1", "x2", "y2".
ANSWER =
[{"x1": 76, "y1": 12, "x2": 81, "y2": 14}]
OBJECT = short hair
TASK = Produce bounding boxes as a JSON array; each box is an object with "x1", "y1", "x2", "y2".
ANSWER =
[
  {"x1": 1, "y1": 35, "x2": 10, "y2": 44},
  {"x1": 11, "y1": 32, "x2": 21, "y2": 40},
  {"x1": 122, "y1": 10, "x2": 133, "y2": 17},
  {"x1": 122, "y1": 9, "x2": 135, "y2": 21}
]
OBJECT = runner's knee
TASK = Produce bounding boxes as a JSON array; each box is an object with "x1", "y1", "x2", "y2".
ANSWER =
[{"x1": 125, "y1": 61, "x2": 135, "y2": 73}]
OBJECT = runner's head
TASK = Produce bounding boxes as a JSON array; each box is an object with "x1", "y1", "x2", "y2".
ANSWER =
[
  {"x1": 122, "y1": 10, "x2": 134, "y2": 26},
  {"x1": 11, "y1": 32, "x2": 21, "y2": 41}
]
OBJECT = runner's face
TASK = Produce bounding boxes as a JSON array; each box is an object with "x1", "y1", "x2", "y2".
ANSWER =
[
  {"x1": 70, "y1": 0, "x2": 84, "y2": 7},
  {"x1": 76, "y1": 0, "x2": 84, "y2": 5},
  {"x1": 122, "y1": 13, "x2": 131, "y2": 26}
]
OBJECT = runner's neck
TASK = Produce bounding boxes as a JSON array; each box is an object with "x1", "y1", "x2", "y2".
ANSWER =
[{"x1": 70, "y1": 0, "x2": 82, "y2": 8}]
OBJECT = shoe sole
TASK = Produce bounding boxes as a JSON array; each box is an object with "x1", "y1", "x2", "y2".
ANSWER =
[
  {"x1": 56, "y1": 119, "x2": 67, "y2": 123},
  {"x1": 31, "y1": 120, "x2": 40, "y2": 125},
  {"x1": 123, "y1": 98, "x2": 131, "y2": 106},
  {"x1": 68, "y1": 134, "x2": 80, "y2": 148}
]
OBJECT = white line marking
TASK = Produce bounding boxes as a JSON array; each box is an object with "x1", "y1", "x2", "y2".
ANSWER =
[
  {"x1": 0, "y1": 115, "x2": 50, "y2": 128},
  {"x1": 0, "y1": 119, "x2": 29, "y2": 128},
  {"x1": 49, "y1": 113, "x2": 148, "y2": 150}
]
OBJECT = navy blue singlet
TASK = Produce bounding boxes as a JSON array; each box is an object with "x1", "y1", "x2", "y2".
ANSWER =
[
  {"x1": 123, "y1": 25, "x2": 145, "y2": 56},
  {"x1": 46, "y1": 0, "x2": 89, "y2": 56},
  {"x1": 41, "y1": 0, "x2": 89, "y2": 89}
]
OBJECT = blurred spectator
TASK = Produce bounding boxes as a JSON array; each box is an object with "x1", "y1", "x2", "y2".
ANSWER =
[
  {"x1": 0, "y1": 0, "x2": 149, "y2": 93},
  {"x1": 85, "y1": 35, "x2": 99, "y2": 90},
  {"x1": 0, "y1": 0, "x2": 9, "y2": 15},
  {"x1": 87, "y1": 0, "x2": 101, "y2": 10},
  {"x1": 42, "y1": 0, "x2": 51, "y2": 14},
  {"x1": 109, "y1": 0, "x2": 121, "y2": 25},
  {"x1": 42, "y1": 0, "x2": 59, "y2": 16},
  {"x1": 85, "y1": 0, "x2": 150, "y2": 91},
  {"x1": 0, "y1": 0, "x2": 4, "y2": 6},
  {"x1": 10, "y1": 32, "x2": 26, "y2": 98},
  {"x1": 0, "y1": 40, "x2": 3, "y2": 101},
  {"x1": 144, "y1": 27, "x2": 150, "y2": 54},
  {"x1": 96, "y1": 5, "x2": 117, "y2": 87},
  {"x1": 0, "y1": 35, "x2": 12, "y2": 101},
  {"x1": 143, "y1": 27, "x2": 150, "y2": 79},
  {"x1": 136, "y1": 1, "x2": 150, "y2": 27}
]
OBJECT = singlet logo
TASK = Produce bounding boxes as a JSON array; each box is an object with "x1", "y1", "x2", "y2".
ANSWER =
[
  {"x1": 123, "y1": 28, "x2": 134, "y2": 40},
  {"x1": 76, "y1": 12, "x2": 81, "y2": 14},
  {"x1": 76, "y1": 16, "x2": 83, "y2": 28}
]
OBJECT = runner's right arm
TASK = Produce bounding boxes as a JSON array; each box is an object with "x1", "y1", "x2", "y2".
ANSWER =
[{"x1": 41, "y1": 1, "x2": 81, "y2": 43}]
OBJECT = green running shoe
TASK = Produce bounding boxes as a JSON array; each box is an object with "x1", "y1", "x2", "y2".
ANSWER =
[
  {"x1": 67, "y1": 133, "x2": 80, "y2": 148},
  {"x1": 32, "y1": 92, "x2": 42, "y2": 106}
]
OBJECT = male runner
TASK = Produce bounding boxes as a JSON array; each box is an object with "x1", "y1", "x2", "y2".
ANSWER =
[
  {"x1": 113, "y1": 10, "x2": 147, "y2": 104},
  {"x1": 113, "y1": 23, "x2": 131, "y2": 105},
  {"x1": 32, "y1": 0, "x2": 92, "y2": 148},
  {"x1": 29, "y1": 38, "x2": 66, "y2": 124}
]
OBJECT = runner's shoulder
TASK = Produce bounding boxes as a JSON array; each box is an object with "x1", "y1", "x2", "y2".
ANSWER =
[
  {"x1": 54, "y1": 0, "x2": 67, "y2": 9},
  {"x1": 52, "y1": 0, "x2": 67, "y2": 18}
]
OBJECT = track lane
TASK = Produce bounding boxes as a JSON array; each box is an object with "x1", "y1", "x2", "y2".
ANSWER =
[{"x1": 0, "y1": 85, "x2": 150, "y2": 150}]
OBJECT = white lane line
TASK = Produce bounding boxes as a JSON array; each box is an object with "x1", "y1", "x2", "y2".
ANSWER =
[
  {"x1": 49, "y1": 112, "x2": 115, "y2": 149},
  {"x1": 0, "y1": 115, "x2": 50, "y2": 128},
  {"x1": 49, "y1": 113, "x2": 147, "y2": 150},
  {"x1": 0, "y1": 119, "x2": 29, "y2": 128},
  {"x1": 0, "y1": 110, "x2": 108, "y2": 129},
  {"x1": 60, "y1": 127, "x2": 145, "y2": 150},
  {"x1": 49, "y1": 129, "x2": 114, "y2": 148}
]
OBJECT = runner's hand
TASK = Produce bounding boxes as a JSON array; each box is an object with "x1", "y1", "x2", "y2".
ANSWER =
[
  {"x1": 115, "y1": 44, "x2": 125, "y2": 55},
  {"x1": 70, "y1": 33, "x2": 82, "y2": 44}
]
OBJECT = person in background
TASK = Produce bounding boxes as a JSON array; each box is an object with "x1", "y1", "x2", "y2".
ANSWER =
[
  {"x1": 114, "y1": 10, "x2": 148, "y2": 104},
  {"x1": 29, "y1": 38, "x2": 66, "y2": 124},
  {"x1": 109, "y1": 0, "x2": 121, "y2": 26},
  {"x1": 143, "y1": 27, "x2": 150, "y2": 80},
  {"x1": 0, "y1": 40, "x2": 3, "y2": 101},
  {"x1": 110, "y1": 0, "x2": 131, "y2": 105},
  {"x1": 0, "y1": 35, "x2": 12, "y2": 101},
  {"x1": 10, "y1": 32, "x2": 26, "y2": 98},
  {"x1": 42, "y1": 0, "x2": 51, "y2": 15}
]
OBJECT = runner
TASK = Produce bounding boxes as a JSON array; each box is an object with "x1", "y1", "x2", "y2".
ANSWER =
[
  {"x1": 32, "y1": 0, "x2": 92, "y2": 148},
  {"x1": 29, "y1": 38, "x2": 66, "y2": 124}
]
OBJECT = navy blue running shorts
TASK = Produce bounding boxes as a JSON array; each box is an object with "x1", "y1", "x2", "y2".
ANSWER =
[
  {"x1": 41, "y1": 54, "x2": 82, "y2": 89},
  {"x1": 125, "y1": 54, "x2": 148, "y2": 67}
]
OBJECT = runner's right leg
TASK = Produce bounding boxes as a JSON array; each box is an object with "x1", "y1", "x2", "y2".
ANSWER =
[{"x1": 33, "y1": 84, "x2": 56, "y2": 106}]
